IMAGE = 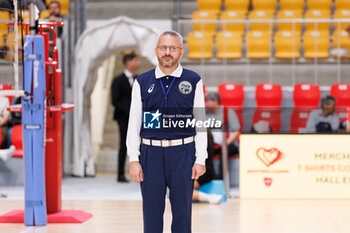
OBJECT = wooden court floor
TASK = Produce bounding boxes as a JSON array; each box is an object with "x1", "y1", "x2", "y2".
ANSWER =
[{"x1": 1, "y1": 199, "x2": 350, "y2": 233}]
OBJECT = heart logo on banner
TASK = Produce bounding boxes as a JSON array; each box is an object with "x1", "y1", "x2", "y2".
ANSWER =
[
  {"x1": 264, "y1": 177, "x2": 273, "y2": 187},
  {"x1": 256, "y1": 147, "x2": 283, "y2": 167}
]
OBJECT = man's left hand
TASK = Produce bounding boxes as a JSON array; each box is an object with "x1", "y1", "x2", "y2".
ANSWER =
[{"x1": 192, "y1": 164, "x2": 206, "y2": 180}]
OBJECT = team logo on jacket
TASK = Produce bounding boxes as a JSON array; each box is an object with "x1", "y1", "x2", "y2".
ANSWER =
[
  {"x1": 148, "y1": 84, "x2": 154, "y2": 93},
  {"x1": 178, "y1": 81, "x2": 192, "y2": 94}
]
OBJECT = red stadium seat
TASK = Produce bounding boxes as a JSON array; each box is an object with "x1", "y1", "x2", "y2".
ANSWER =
[
  {"x1": 293, "y1": 83, "x2": 321, "y2": 107},
  {"x1": 330, "y1": 83, "x2": 350, "y2": 107},
  {"x1": 218, "y1": 83, "x2": 245, "y2": 127},
  {"x1": 290, "y1": 109, "x2": 316, "y2": 133},
  {"x1": 0, "y1": 84, "x2": 14, "y2": 104},
  {"x1": 253, "y1": 83, "x2": 282, "y2": 133},
  {"x1": 255, "y1": 83, "x2": 283, "y2": 107},
  {"x1": 217, "y1": 83, "x2": 245, "y2": 107},
  {"x1": 11, "y1": 125, "x2": 23, "y2": 158}
]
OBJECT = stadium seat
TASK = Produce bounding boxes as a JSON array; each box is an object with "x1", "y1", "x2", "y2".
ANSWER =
[
  {"x1": 279, "y1": 0, "x2": 305, "y2": 11},
  {"x1": 46, "y1": 0, "x2": 70, "y2": 15},
  {"x1": 218, "y1": 83, "x2": 245, "y2": 128},
  {"x1": 303, "y1": 30, "x2": 330, "y2": 59},
  {"x1": 253, "y1": 83, "x2": 282, "y2": 133},
  {"x1": 246, "y1": 31, "x2": 270, "y2": 59},
  {"x1": 255, "y1": 83, "x2": 283, "y2": 107},
  {"x1": 335, "y1": 0, "x2": 350, "y2": 10},
  {"x1": 330, "y1": 83, "x2": 350, "y2": 107},
  {"x1": 196, "y1": 0, "x2": 222, "y2": 13},
  {"x1": 305, "y1": 10, "x2": 331, "y2": 31},
  {"x1": 248, "y1": 10, "x2": 275, "y2": 32},
  {"x1": 276, "y1": 10, "x2": 303, "y2": 31},
  {"x1": 252, "y1": 0, "x2": 277, "y2": 12},
  {"x1": 307, "y1": 0, "x2": 332, "y2": 11},
  {"x1": 192, "y1": 11, "x2": 218, "y2": 36},
  {"x1": 187, "y1": 31, "x2": 214, "y2": 59},
  {"x1": 333, "y1": 29, "x2": 350, "y2": 58},
  {"x1": 10, "y1": 124, "x2": 23, "y2": 158},
  {"x1": 224, "y1": 0, "x2": 250, "y2": 13},
  {"x1": 275, "y1": 31, "x2": 301, "y2": 59},
  {"x1": 290, "y1": 83, "x2": 320, "y2": 133},
  {"x1": 220, "y1": 11, "x2": 246, "y2": 36},
  {"x1": 0, "y1": 11, "x2": 10, "y2": 31},
  {"x1": 334, "y1": 10, "x2": 350, "y2": 31},
  {"x1": 218, "y1": 83, "x2": 245, "y2": 107},
  {"x1": 216, "y1": 31, "x2": 243, "y2": 59},
  {"x1": 0, "y1": 84, "x2": 14, "y2": 104},
  {"x1": 6, "y1": 32, "x2": 23, "y2": 61},
  {"x1": 40, "y1": 10, "x2": 50, "y2": 19},
  {"x1": 293, "y1": 83, "x2": 321, "y2": 107}
]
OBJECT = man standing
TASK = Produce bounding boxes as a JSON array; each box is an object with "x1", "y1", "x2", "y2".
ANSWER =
[
  {"x1": 126, "y1": 31, "x2": 207, "y2": 233},
  {"x1": 111, "y1": 51, "x2": 140, "y2": 182}
]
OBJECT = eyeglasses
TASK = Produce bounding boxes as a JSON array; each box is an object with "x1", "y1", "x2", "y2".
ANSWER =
[{"x1": 157, "y1": 46, "x2": 182, "y2": 52}]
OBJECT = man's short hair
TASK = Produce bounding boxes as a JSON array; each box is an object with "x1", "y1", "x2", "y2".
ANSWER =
[
  {"x1": 122, "y1": 51, "x2": 138, "y2": 65},
  {"x1": 320, "y1": 95, "x2": 337, "y2": 107},
  {"x1": 205, "y1": 92, "x2": 221, "y2": 104},
  {"x1": 156, "y1": 30, "x2": 183, "y2": 47},
  {"x1": 48, "y1": 0, "x2": 61, "y2": 8}
]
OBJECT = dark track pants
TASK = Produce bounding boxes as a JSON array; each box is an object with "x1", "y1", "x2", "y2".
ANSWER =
[{"x1": 140, "y1": 142, "x2": 196, "y2": 233}]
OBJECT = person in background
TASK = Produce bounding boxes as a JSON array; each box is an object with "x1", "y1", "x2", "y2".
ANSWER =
[
  {"x1": 0, "y1": 96, "x2": 15, "y2": 161},
  {"x1": 306, "y1": 95, "x2": 339, "y2": 133},
  {"x1": 205, "y1": 92, "x2": 240, "y2": 179},
  {"x1": 111, "y1": 51, "x2": 140, "y2": 182},
  {"x1": 192, "y1": 129, "x2": 222, "y2": 204},
  {"x1": 46, "y1": 0, "x2": 63, "y2": 22}
]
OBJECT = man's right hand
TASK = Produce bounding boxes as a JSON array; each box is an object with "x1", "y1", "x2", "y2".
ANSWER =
[{"x1": 130, "y1": 161, "x2": 143, "y2": 182}]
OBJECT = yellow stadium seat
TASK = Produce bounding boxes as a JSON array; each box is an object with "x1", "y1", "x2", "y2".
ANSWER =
[
  {"x1": 246, "y1": 31, "x2": 270, "y2": 59},
  {"x1": 279, "y1": 0, "x2": 304, "y2": 11},
  {"x1": 333, "y1": 29, "x2": 350, "y2": 58},
  {"x1": 249, "y1": 10, "x2": 275, "y2": 32},
  {"x1": 335, "y1": 0, "x2": 350, "y2": 10},
  {"x1": 187, "y1": 31, "x2": 214, "y2": 59},
  {"x1": 224, "y1": 0, "x2": 250, "y2": 13},
  {"x1": 307, "y1": 0, "x2": 332, "y2": 11},
  {"x1": 303, "y1": 30, "x2": 330, "y2": 59},
  {"x1": 0, "y1": 11, "x2": 9, "y2": 32},
  {"x1": 334, "y1": 10, "x2": 350, "y2": 30},
  {"x1": 40, "y1": 10, "x2": 50, "y2": 19},
  {"x1": 192, "y1": 11, "x2": 218, "y2": 36},
  {"x1": 252, "y1": 0, "x2": 277, "y2": 12},
  {"x1": 220, "y1": 11, "x2": 246, "y2": 36},
  {"x1": 305, "y1": 10, "x2": 331, "y2": 31},
  {"x1": 46, "y1": 0, "x2": 70, "y2": 15},
  {"x1": 20, "y1": 10, "x2": 30, "y2": 20},
  {"x1": 196, "y1": 0, "x2": 222, "y2": 13},
  {"x1": 275, "y1": 30, "x2": 301, "y2": 59},
  {"x1": 216, "y1": 31, "x2": 243, "y2": 59},
  {"x1": 5, "y1": 32, "x2": 23, "y2": 61},
  {"x1": 277, "y1": 10, "x2": 303, "y2": 31}
]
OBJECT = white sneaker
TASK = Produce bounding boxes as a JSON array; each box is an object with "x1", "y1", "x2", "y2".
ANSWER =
[
  {"x1": 0, "y1": 145, "x2": 15, "y2": 161},
  {"x1": 209, "y1": 194, "x2": 223, "y2": 204}
]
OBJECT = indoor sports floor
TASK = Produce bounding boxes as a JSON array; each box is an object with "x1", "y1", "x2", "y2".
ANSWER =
[{"x1": 1, "y1": 174, "x2": 350, "y2": 233}]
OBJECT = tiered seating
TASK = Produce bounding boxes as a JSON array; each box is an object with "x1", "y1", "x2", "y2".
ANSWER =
[
  {"x1": 216, "y1": 31, "x2": 242, "y2": 59},
  {"x1": 187, "y1": 31, "x2": 213, "y2": 59},
  {"x1": 290, "y1": 83, "x2": 320, "y2": 133},
  {"x1": 303, "y1": 30, "x2": 330, "y2": 59}
]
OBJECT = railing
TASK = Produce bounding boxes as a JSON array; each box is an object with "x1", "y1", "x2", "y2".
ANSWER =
[{"x1": 176, "y1": 18, "x2": 350, "y2": 85}]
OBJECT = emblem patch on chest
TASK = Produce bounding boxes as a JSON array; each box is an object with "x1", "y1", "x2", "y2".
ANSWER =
[
  {"x1": 148, "y1": 84, "x2": 154, "y2": 93},
  {"x1": 178, "y1": 81, "x2": 192, "y2": 94}
]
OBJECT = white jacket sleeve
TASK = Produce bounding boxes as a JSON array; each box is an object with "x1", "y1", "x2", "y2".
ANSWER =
[
  {"x1": 126, "y1": 80, "x2": 143, "y2": 162},
  {"x1": 193, "y1": 79, "x2": 208, "y2": 165}
]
